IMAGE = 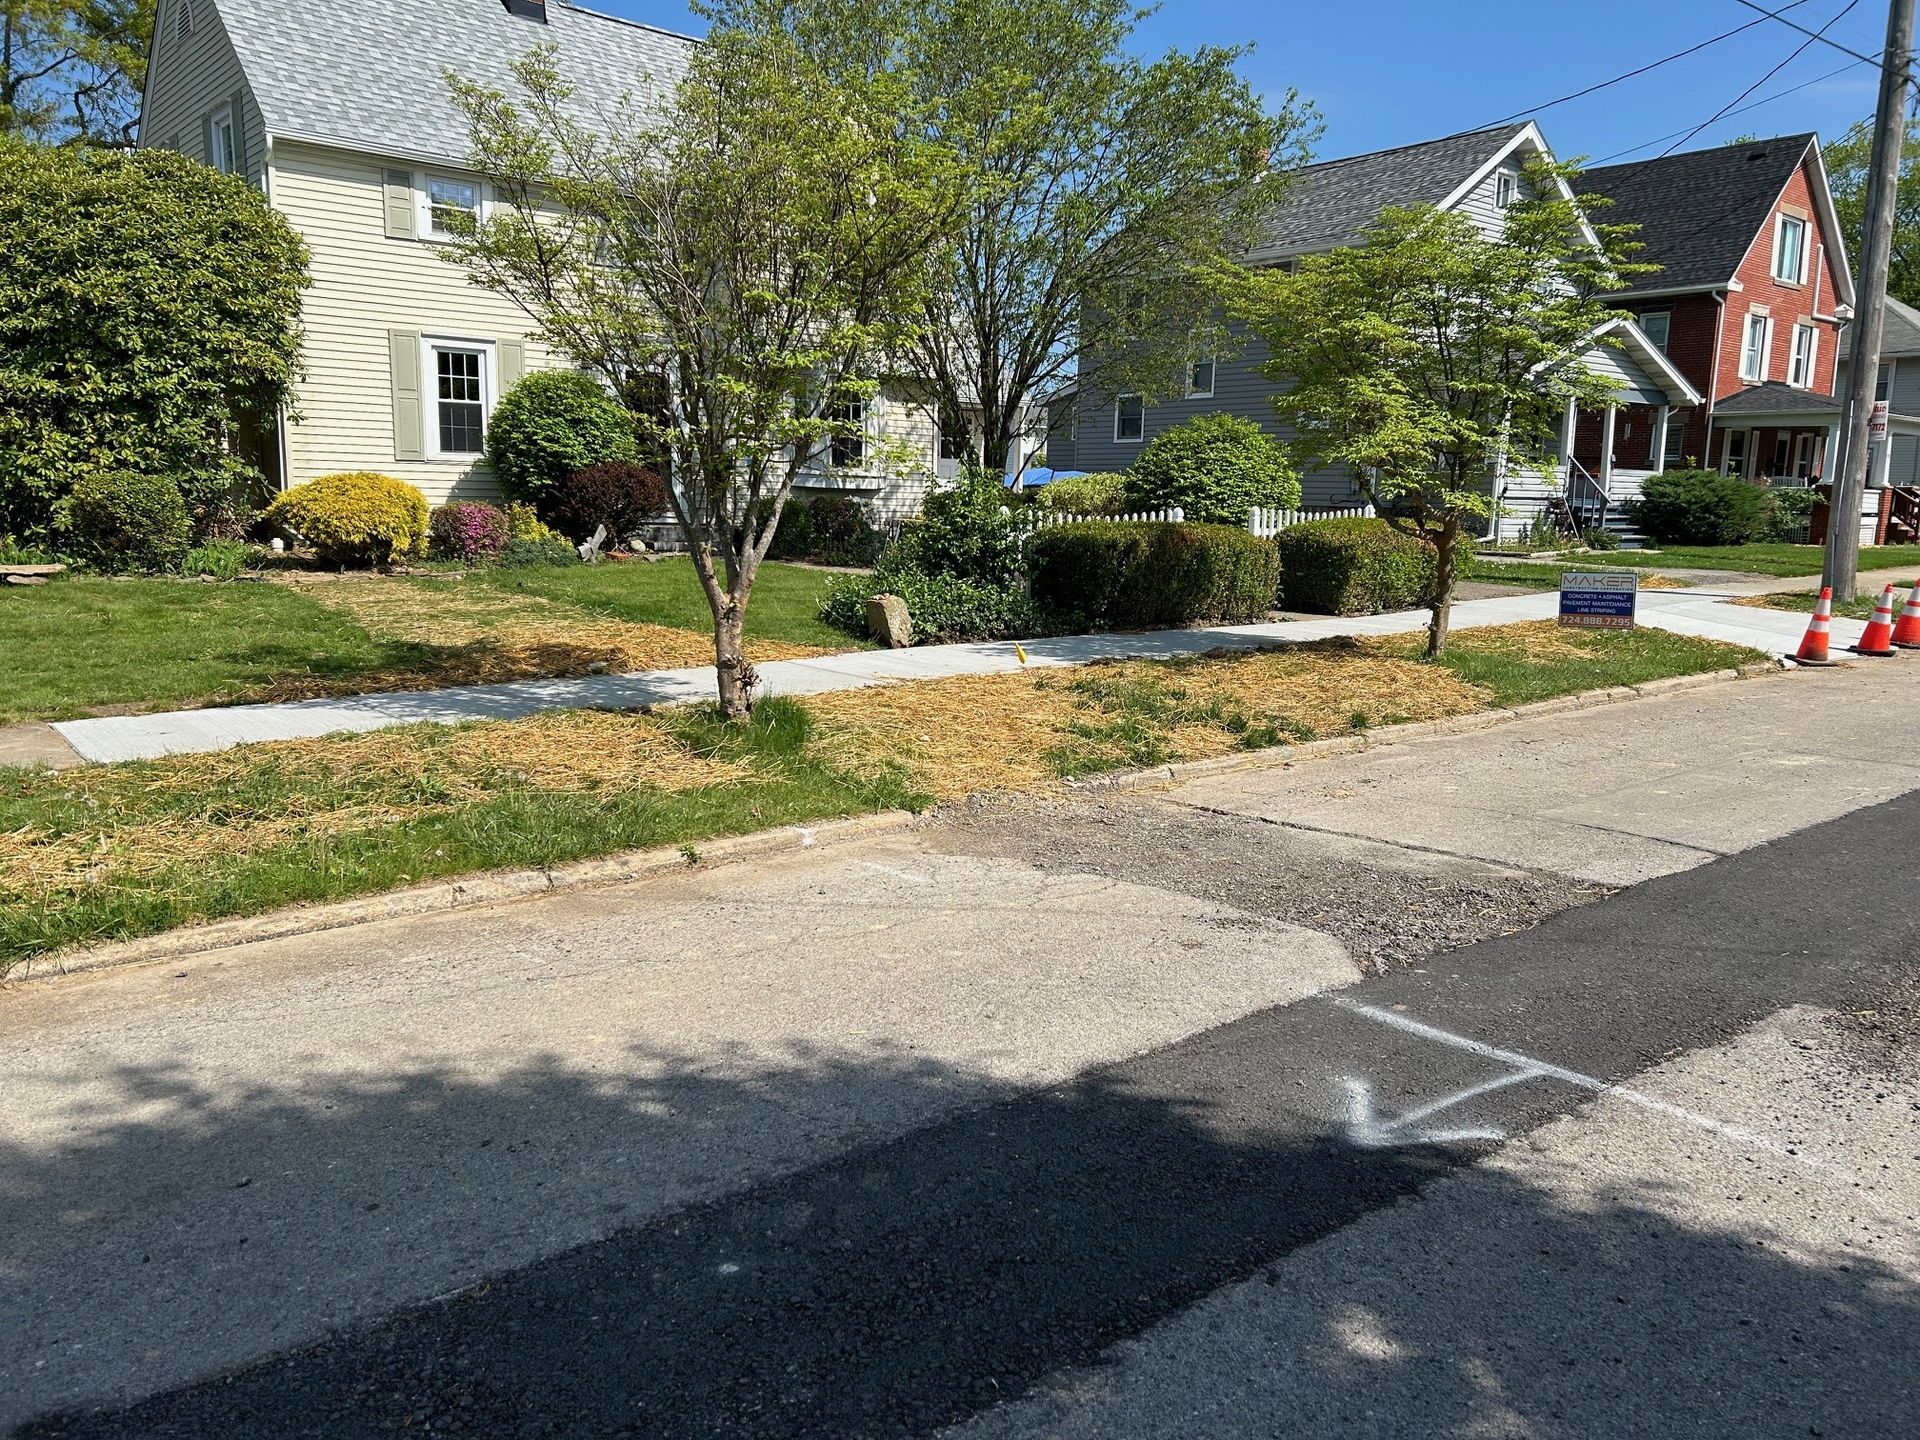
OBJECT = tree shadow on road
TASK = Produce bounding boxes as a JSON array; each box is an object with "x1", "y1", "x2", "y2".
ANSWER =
[{"x1": 6, "y1": 1027, "x2": 1915, "y2": 1439}]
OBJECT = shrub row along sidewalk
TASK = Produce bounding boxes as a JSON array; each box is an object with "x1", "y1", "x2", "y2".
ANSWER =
[{"x1": 0, "y1": 622, "x2": 1757, "y2": 968}]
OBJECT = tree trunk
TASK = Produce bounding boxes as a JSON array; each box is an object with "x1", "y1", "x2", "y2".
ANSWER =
[
  {"x1": 712, "y1": 600, "x2": 755, "y2": 721},
  {"x1": 1426, "y1": 517, "x2": 1459, "y2": 659}
]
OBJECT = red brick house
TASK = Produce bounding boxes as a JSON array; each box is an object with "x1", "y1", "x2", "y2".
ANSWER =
[{"x1": 1581, "y1": 134, "x2": 1854, "y2": 484}]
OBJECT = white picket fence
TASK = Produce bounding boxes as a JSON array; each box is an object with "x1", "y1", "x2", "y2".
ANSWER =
[
  {"x1": 1008, "y1": 505, "x2": 1185, "y2": 534},
  {"x1": 1003, "y1": 501, "x2": 1372, "y2": 542},
  {"x1": 1246, "y1": 502, "x2": 1375, "y2": 538}
]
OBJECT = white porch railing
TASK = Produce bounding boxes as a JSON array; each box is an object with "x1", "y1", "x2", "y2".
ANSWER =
[{"x1": 1247, "y1": 502, "x2": 1374, "y2": 538}]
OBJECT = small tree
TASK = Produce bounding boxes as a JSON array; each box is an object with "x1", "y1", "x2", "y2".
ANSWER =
[
  {"x1": 0, "y1": 140, "x2": 308, "y2": 540},
  {"x1": 1215, "y1": 167, "x2": 1637, "y2": 655},
  {"x1": 449, "y1": 34, "x2": 953, "y2": 717},
  {"x1": 702, "y1": 0, "x2": 1313, "y2": 478}
]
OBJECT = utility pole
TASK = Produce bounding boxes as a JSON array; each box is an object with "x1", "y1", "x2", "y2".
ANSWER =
[{"x1": 1828, "y1": 0, "x2": 1917, "y2": 601}]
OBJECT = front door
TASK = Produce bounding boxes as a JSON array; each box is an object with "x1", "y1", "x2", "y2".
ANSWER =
[{"x1": 1792, "y1": 433, "x2": 1816, "y2": 480}]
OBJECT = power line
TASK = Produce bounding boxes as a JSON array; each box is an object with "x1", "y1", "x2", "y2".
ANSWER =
[
  {"x1": 1590, "y1": 57, "x2": 1871, "y2": 164},
  {"x1": 1731, "y1": 0, "x2": 1892, "y2": 68},
  {"x1": 1636, "y1": 0, "x2": 1863, "y2": 168},
  {"x1": 1458, "y1": 1, "x2": 1819, "y2": 136}
]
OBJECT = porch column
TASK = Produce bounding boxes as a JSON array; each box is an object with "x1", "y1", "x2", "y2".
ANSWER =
[
  {"x1": 1822, "y1": 421, "x2": 1840, "y2": 483},
  {"x1": 1600, "y1": 405, "x2": 1618, "y2": 498},
  {"x1": 1651, "y1": 404, "x2": 1670, "y2": 474},
  {"x1": 1559, "y1": 397, "x2": 1578, "y2": 461}
]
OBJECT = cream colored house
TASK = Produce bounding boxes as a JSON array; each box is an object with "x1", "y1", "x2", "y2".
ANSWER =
[{"x1": 138, "y1": 0, "x2": 949, "y2": 521}]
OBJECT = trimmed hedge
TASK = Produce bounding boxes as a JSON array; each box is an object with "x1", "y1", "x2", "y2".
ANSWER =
[
  {"x1": 1028, "y1": 521, "x2": 1281, "y2": 629},
  {"x1": 1123, "y1": 414, "x2": 1300, "y2": 524},
  {"x1": 1631, "y1": 468, "x2": 1771, "y2": 546},
  {"x1": 1274, "y1": 517, "x2": 1434, "y2": 615},
  {"x1": 63, "y1": 470, "x2": 191, "y2": 574},
  {"x1": 820, "y1": 566, "x2": 1039, "y2": 643},
  {"x1": 1035, "y1": 472, "x2": 1128, "y2": 515},
  {"x1": 265, "y1": 471, "x2": 429, "y2": 568},
  {"x1": 485, "y1": 372, "x2": 638, "y2": 513}
]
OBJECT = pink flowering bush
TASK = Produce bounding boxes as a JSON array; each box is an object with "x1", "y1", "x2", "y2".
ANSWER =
[{"x1": 428, "y1": 500, "x2": 510, "y2": 564}]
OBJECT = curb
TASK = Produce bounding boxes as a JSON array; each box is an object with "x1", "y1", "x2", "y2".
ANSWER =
[
  {"x1": 5, "y1": 810, "x2": 919, "y2": 984},
  {"x1": 7, "y1": 658, "x2": 1788, "y2": 985},
  {"x1": 1068, "y1": 659, "x2": 1783, "y2": 797}
]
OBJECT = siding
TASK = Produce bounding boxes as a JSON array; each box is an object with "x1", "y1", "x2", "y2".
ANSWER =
[
  {"x1": 270, "y1": 141, "x2": 559, "y2": 504},
  {"x1": 139, "y1": 0, "x2": 263, "y2": 181}
]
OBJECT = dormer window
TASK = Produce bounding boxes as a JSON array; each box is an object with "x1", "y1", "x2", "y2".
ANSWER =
[
  {"x1": 1494, "y1": 170, "x2": 1517, "y2": 209},
  {"x1": 1773, "y1": 213, "x2": 1808, "y2": 283}
]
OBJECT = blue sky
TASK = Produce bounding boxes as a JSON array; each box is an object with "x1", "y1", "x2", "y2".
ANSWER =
[{"x1": 596, "y1": 0, "x2": 1886, "y2": 165}]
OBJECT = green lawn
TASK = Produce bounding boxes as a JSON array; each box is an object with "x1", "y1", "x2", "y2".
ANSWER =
[
  {"x1": 1741, "y1": 586, "x2": 1920, "y2": 621},
  {"x1": 0, "y1": 561, "x2": 850, "y2": 727},
  {"x1": 467, "y1": 556, "x2": 858, "y2": 650},
  {"x1": 0, "y1": 580, "x2": 412, "y2": 726},
  {"x1": 1594, "y1": 544, "x2": 1920, "y2": 577}
]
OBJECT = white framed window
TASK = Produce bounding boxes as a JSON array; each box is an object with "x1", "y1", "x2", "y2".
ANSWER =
[
  {"x1": 1773, "y1": 214, "x2": 1808, "y2": 284},
  {"x1": 422, "y1": 175, "x2": 482, "y2": 240},
  {"x1": 424, "y1": 338, "x2": 494, "y2": 458},
  {"x1": 1739, "y1": 311, "x2": 1773, "y2": 382},
  {"x1": 1638, "y1": 310, "x2": 1671, "y2": 354},
  {"x1": 208, "y1": 106, "x2": 236, "y2": 174},
  {"x1": 1664, "y1": 408, "x2": 1690, "y2": 468},
  {"x1": 1722, "y1": 428, "x2": 1749, "y2": 477},
  {"x1": 1493, "y1": 169, "x2": 1517, "y2": 209},
  {"x1": 1187, "y1": 353, "x2": 1216, "y2": 399},
  {"x1": 1788, "y1": 322, "x2": 1818, "y2": 388},
  {"x1": 1114, "y1": 394, "x2": 1145, "y2": 443},
  {"x1": 827, "y1": 397, "x2": 867, "y2": 468}
]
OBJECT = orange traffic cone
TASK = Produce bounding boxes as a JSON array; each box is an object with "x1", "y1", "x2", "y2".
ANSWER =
[
  {"x1": 1791, "y1": 587, "x2": 1840, "y2": 666},
  {"x1": 1851, "y1": 584, "x2": 1900, "y2": 657},
  {"x1": 1892, "y1": 581, "x2": 1920, "y2": 648}
]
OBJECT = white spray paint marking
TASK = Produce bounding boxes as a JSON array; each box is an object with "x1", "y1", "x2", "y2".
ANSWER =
[
  {"x1": 1342, "y1": 1076, "x2": 1511, "y2": 1148},
  {"x1": 857, "y1": 860, "x2": 933, "y2": 885},
  {"x1": 790, "y1": 827, "x2": 817, "y2": 848},
  {"x1": 1330, "y1": 997, "x2": 1834, "y2": 1172}
]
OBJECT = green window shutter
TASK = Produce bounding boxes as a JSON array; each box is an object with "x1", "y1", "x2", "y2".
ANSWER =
[
  {"x1": 389, "y1": 330, "x2": 425, "y2": 462},
  {"x1": 497, "y1": 339, "x2": 526, "y2": 394},
  {"x1": 382, "y1": 169, "x2": 417, "y2": 241},
  {"x1": 200, "y1": 112, "x2": 215, "y2": 167}
]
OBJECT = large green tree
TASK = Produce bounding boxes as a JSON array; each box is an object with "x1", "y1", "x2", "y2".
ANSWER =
[
  {"x1": 1825, "y1": 118, "x2": 1920, "y2": 310},
  {"x1": 1214, "y1": 166, "x2": 1638, "y2": 656},
  {"x1": 1, "y1": 0, "x2": 152, "y2": 145},
  {"x1": 703, "y1": 0, "x2": 1314, "y2": 479},
  {"x1": 448, "y1": 32, "x2": 955, "y2": 717},
  {"x1": 0, "y1": 140, "x2": 307, "y2": 541}
]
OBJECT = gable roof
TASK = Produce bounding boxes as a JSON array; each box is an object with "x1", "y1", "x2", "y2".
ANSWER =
[
  {"x1": 1846, "y1": 292, "x2": 1920, "y2": 359},
  {"x1": 1580, "y1": 134, "x2": 1848, "y2": 301},
  {"x1": 211, "y1": 0, "x2": 694, "y2": 167},
  {"x1": 1249, "y1": 123, "x2": 1532, "y2": 257}
]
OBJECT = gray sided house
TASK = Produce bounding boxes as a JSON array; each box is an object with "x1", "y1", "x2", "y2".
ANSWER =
[{"x1": 1050, "y1": 122, "x2": 1695, "y2": 540}]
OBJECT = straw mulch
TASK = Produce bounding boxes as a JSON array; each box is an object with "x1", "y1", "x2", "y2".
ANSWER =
[
  {"x1": 1, "y1": 711, "x2": 750, "y2": 895},
  {"x1": 806, "y1": 638, "x2": 1490, "y2": 801}
]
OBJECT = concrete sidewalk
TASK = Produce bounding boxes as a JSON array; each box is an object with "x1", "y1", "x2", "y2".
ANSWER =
[{"x1": 42, "y1": 588, "x2": 1857, "y2": 765}]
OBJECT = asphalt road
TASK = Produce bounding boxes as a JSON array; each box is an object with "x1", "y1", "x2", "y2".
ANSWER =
[{"x1": 14, "y1": 781, "x2": 1918, "y2": 1438}]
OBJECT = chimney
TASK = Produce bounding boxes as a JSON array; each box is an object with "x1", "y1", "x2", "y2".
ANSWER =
[{"x1": 501, "y1": 0, "x2": 547, "y2": 21}]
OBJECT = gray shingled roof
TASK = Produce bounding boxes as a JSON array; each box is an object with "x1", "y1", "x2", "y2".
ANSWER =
[
  {"x1": 1714, "y1": 381, "x2": 1839, "y2": 416},
  {"x1": 1846, "y1": 293, "x2": 1920, "y2": 358},
  {"x1": 217, "y1": 0, "x2": 693, "y2": 165},
  {"x1": 1255, "y1": 124, "x2": 1527, "y2": 254},
  {"x1": 1580, "y1": 135, "x2": 1817, "y2": 297}
]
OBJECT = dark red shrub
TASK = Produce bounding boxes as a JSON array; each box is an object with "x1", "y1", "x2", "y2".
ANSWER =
[{"x1": 545, "y1": 462, "x2": 670, "y2": 543}]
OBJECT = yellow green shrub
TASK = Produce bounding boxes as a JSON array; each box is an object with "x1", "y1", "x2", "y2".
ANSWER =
[{"x1": 266, "y1": 472, "x2": 429, "y2": 568}]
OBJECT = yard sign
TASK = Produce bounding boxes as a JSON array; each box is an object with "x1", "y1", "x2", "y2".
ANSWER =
[{"x1": 1558, "y1": 571, "x2": 1637, "y2": 630}]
